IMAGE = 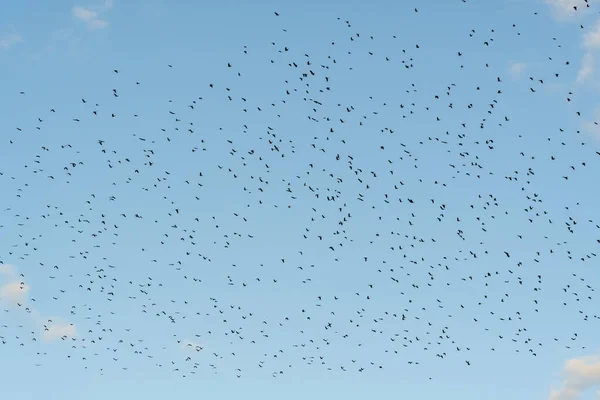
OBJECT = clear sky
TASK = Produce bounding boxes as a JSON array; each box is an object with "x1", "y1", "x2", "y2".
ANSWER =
[{"x1": 1, "y1": 0, "x2": 600, "y2": 399}]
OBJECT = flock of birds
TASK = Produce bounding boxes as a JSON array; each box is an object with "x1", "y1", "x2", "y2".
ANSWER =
[{"x1": 1, "y1": 4, "x2": 600, "y2": 382}]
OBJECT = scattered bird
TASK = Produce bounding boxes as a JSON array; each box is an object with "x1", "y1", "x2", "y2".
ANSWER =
[{"x1": 0, "y1": 1, "x2": 598, "y2": 385}]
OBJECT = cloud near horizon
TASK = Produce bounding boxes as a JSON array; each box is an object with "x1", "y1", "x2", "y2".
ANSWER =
[{"x1": 549, "y1": 354, "x2": 600, "y2": 400}]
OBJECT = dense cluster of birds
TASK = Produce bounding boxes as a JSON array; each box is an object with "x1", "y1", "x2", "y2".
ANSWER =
[{"x1": 1, "y1": 4, "x2": 599, "y2": 382}]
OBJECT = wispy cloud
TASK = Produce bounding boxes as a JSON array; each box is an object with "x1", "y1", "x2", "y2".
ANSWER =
[
  {"x1": 42, "y1": 320, "x2": 78, "y2": 342},
  {"x1": 583, "y1": 20, "x2": 600, "y2": 50},
  {"x1": 549, "y1": 354, "x2": 600, "y2": 400},
  {"x1": 576, "y1": 20, "x2": 600, "y2": 84},
  {"x1": 508, "y1": 62, "x2": 527, "y2": 78},
  {"x1": 0, "y1": 264, "x2": 77, "y2": 342},
  {"x1": 0, "y1": 34, "x2": 22, "y2": 50},
  {"x1": 0, "y1": 264, "x2": 28, "y2": 302},
  {"x1": 577, "y1": 51, "x2": 595, "y2": 83},
  {"x1": 583, "y1": 120, "x2": 600, "y2": 135},
  {"x1": 582, "y1": 105, "x2": 600, "y2": 136},
  {"x1": 0, "y1": 263, "x2": 15, "y2": 276},
  {"x1": 0, "y1": 281, "x2": 30, "y2": 302},
  {"x1": 72, "y1": 5, "x2": 109, "y2": 29},
  {"x1": 545, "y1": 0, "x2": 592, "y2": 20}
]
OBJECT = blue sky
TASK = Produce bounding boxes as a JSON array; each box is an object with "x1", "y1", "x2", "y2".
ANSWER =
[{"x1": 1, "y1": 0, "x2": 600, "y2": 399}]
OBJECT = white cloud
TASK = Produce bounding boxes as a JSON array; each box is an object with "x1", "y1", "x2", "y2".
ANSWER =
[
  {"x1": 72, "y1": 5, "x2": 109, "y2": 29},
  {"x1": 549, "y1": 355, "x2": 600, "y2": 400},
  {"x1": 42, "y1": 320, "x2": 78, "y2": 342},
  {"x1": 0, "y1": 281, "x2": 29, "y2": 302},
  {"x1": 0, "y1": 34, "x2": 22, "y2": 50},
  {"x1": 104, "y1": 0, "x2": 114, "y2": 9}
]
